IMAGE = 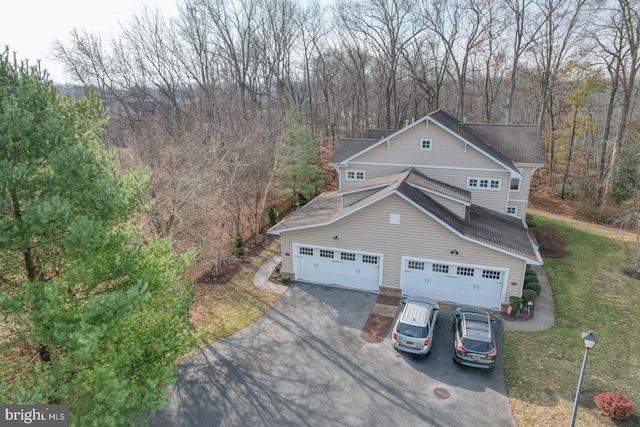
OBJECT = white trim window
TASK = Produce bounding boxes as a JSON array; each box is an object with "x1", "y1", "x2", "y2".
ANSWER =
[
  {"x1": 346, "y1": 170, "x2": 365, "y2": 181},
  {"x1": 507, "y1": 206, "x2": 518, "y2": 216},
  {"x1": 510, "y1": 178, "x2": 521, "y2": 191},
  {"x1": 467, "y1": 177, "x2": 501, "y2": 191},
  {"x1": 420, "y1": 138, "x2": 433, "y2": 151}
]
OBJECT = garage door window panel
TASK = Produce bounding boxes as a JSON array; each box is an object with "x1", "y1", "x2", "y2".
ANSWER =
[
  {"x1": 300, "y1": 247, "x2": 314, "y2": 256},
  {"x1": 482, "y1": 270, "x2": 501, "y2": 280},
  {"x1": 363, "y1": 255, "x2": 379, "y2": 264},
  {"x1": 341, "y1": 252, "x2": 356, "y2": 261},
  {"x1": 408, "y1": 260, "x2": 425, "y2": 270},
  {"x1": 320, "y1": 249, "x2": 334, "y2": 258},
  {"x1": 432, "y1": 264, "x2": 449, "y2": 274},
  {"x1": 457, "y1": 266, "x2": 475, "y2": 276}
]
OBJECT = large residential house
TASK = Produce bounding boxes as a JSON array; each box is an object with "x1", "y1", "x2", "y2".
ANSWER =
[{"x1": 269, "y1": 110, "x2": 544, "y2": 309}]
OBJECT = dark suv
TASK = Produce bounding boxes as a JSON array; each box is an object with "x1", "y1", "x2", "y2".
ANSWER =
[{"x1": 452, "y1": 307, "x2": 497, "y2": 369}]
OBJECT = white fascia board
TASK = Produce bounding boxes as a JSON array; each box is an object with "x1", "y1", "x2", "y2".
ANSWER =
[
  {"x1": 347, "y1": 161, "x2": 508, "y2": 174},
  {"x1": 393, "y1": 191, "x2": 541, "y2": 265},
  {"x1": 515, "y1": 161, "x2": 545, "y2": 168}
]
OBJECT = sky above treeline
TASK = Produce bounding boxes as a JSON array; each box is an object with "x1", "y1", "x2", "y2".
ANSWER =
[{"x1": 0, "y1": 0, "x2": 178, "y2": 83}]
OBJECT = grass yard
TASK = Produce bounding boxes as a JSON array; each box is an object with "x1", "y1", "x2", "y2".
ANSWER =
[
  {"x1": 189, "y1": 239, "x2": 281, "y2": 351},
  {"x1": 506, "y1": 209, "x2": 640, "y2": 426}
]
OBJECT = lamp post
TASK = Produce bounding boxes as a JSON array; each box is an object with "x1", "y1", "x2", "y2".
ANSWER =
[{"x1": 570, "y1": 331, "x2": 598, "y2": 427}]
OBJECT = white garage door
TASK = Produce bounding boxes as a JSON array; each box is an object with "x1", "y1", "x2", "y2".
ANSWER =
[
  {"x1": 400, "y1": 257, "x2": 506, "y2": 309},
  {"x1": 294, "y1": 244, "x2": 381, "y2": 292}
]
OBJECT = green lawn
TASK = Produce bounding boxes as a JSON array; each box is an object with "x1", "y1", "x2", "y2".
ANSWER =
[{"x1": 505, "y1": 209, "x2": 640, "y2": 426}]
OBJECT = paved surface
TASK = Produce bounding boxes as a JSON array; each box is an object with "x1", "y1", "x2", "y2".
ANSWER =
[
  {"x1": 254, "y1": 254, "x2": 555, "y2": 333},
  {"x1": 503, "y1": 264, "x2": 555, "y2": 332},
  {"x1": 150, "y1": 283, "x2": 515, "y2": 427}
]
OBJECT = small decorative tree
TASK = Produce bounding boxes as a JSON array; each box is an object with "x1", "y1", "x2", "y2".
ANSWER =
[
  {"x1": 235, "y1": 233, "x2": 245, "y2": 259},
  {"x1": 268, "y1": 207, "x2": 277, "y2": 227}
]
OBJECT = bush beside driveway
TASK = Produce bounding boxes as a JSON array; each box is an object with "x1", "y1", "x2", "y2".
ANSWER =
[{"x1": 151, "y1": 282, "x2": 515, "y2": 427}]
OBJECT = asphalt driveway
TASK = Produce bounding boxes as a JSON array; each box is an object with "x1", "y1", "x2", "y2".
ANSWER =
[{"x1": 150, "y1": 282, "x2": 515, "y2": 427}]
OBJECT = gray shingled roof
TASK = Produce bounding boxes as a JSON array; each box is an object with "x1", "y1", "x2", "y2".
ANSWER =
[
  {"x1": 362, "y1": 129, "x2": 397, "y2": 140},
  {"x1": 269, "y1": 169, "x2": 539, "y2": 261},
  {"x1": 427, "y1": 110, "x2": 520, "y2": 173},
  {"x1": 331, "y1": 138, "x2": 378, "y2": 164},
  {"x1": 405, "y1": 168, "x2": 472, "y2": 204},
  {"x1": 463, "y1": 124, "x2": 543, "y2": 165}
]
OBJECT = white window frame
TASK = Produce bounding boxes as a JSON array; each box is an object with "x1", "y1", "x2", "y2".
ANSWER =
[
  {"x1": 467, "y1": 177, "x2": 501, "y2": 191},
  {"x1": 510, "y1": 178, "x2": 521, "y2": 191},
  {"x1": 420, "y1": 138, "x2": 432, "y2": 151},
  {"x1": 507, "y1": 206, "x2": 518, "y2": 216},
  {"x1": 346, "y1": 170, "x2": 365, "y2": 181}
]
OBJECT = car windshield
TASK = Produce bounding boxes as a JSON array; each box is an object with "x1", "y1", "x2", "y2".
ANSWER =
[
  {"x1": 462, "y1": 338, "x2": 494, "y2": 353},
  {"x1": 397, "y1": 323, "x2": 427, "y2": 338}
]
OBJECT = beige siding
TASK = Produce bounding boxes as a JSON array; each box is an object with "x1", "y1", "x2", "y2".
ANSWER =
[
  {"x1": 342, "y1": 162, "x2": 511, "y2": 212},
  {"x1": 338, "y1": 123, "x2": 515, "y2": 211},
  {"x1": 280, "y1": 193, "x2": 527, "y2": 304},
  {"x1": 356, "y1": 124, "x2": 502, "y2": 170},
  {"x1": 508, "y1": 165, "x2": 536, "y2": 219}
]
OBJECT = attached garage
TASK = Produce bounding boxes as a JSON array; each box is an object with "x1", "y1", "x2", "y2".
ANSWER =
[
  {"x1": 293, "y1": 244, "x2": 382, "y2": 292},
  {"x1": 400, "y1": 257, "x2": 507, "y2": 309}
]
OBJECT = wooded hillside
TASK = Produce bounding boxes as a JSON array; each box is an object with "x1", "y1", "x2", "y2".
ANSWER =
[{"x1": 52, "y1": 0, "x2": 640, "y2": 273}]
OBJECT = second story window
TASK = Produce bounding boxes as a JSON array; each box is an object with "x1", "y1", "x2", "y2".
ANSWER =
[
  {"x1": 510, "y1": 178, "x2": 521, "y2": 191},
  {"x1": 420, "y1": 139, "x2": 432, "y2": 150},
  {"x1": 346, "y1": 170, "x2": 365, "y2": 181},
  {"x1": 468, "y1": 177, "x2": 501, "y2": 191}
]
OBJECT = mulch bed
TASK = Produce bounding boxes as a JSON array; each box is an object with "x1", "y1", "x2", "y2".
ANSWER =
[
  {"x1": 361, "y1": 314, "x2": 394, "y2": 344},
  {"x1": 360, "y1": 294, "x2": 401, "y2": 344},
  {"x1": 197, "y1": 233, "x2": 278, "y2": 285}
]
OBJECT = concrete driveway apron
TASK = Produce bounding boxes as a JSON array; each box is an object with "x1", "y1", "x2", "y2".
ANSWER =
[{"x1": 150, "y1": 282, "x2": 516, "y2": 427}]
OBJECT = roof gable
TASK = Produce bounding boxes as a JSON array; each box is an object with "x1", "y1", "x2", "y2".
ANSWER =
[
  {"x1": 330, "y1": 110, "x2": 540, "y2": 174},
  {"x1": 269, "y1": 169, "x2": 539, "y2": 262}
]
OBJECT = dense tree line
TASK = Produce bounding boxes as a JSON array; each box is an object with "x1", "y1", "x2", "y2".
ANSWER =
[{"x1": 51, "y1": 0, "x2": 640, "y2": 270}]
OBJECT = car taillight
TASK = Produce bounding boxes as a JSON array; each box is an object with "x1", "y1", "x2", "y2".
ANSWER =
[
  {"x1": 487, "y1": 347, "x2": 497, "y2": 357},
  {"x1": 424, "y1": 337, "x2": 430, "y2": 346},
  {"x1": 392, "y1": 331, "x2": 397, "y2": 340},
  {"x1": 455, "y1": 341, "x2": 466, "y2": 352}
]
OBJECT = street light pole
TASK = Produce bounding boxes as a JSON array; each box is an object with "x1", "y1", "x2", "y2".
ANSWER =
[{"x1": 570, "y1": 331, "x2": 598, "y2": 427}]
